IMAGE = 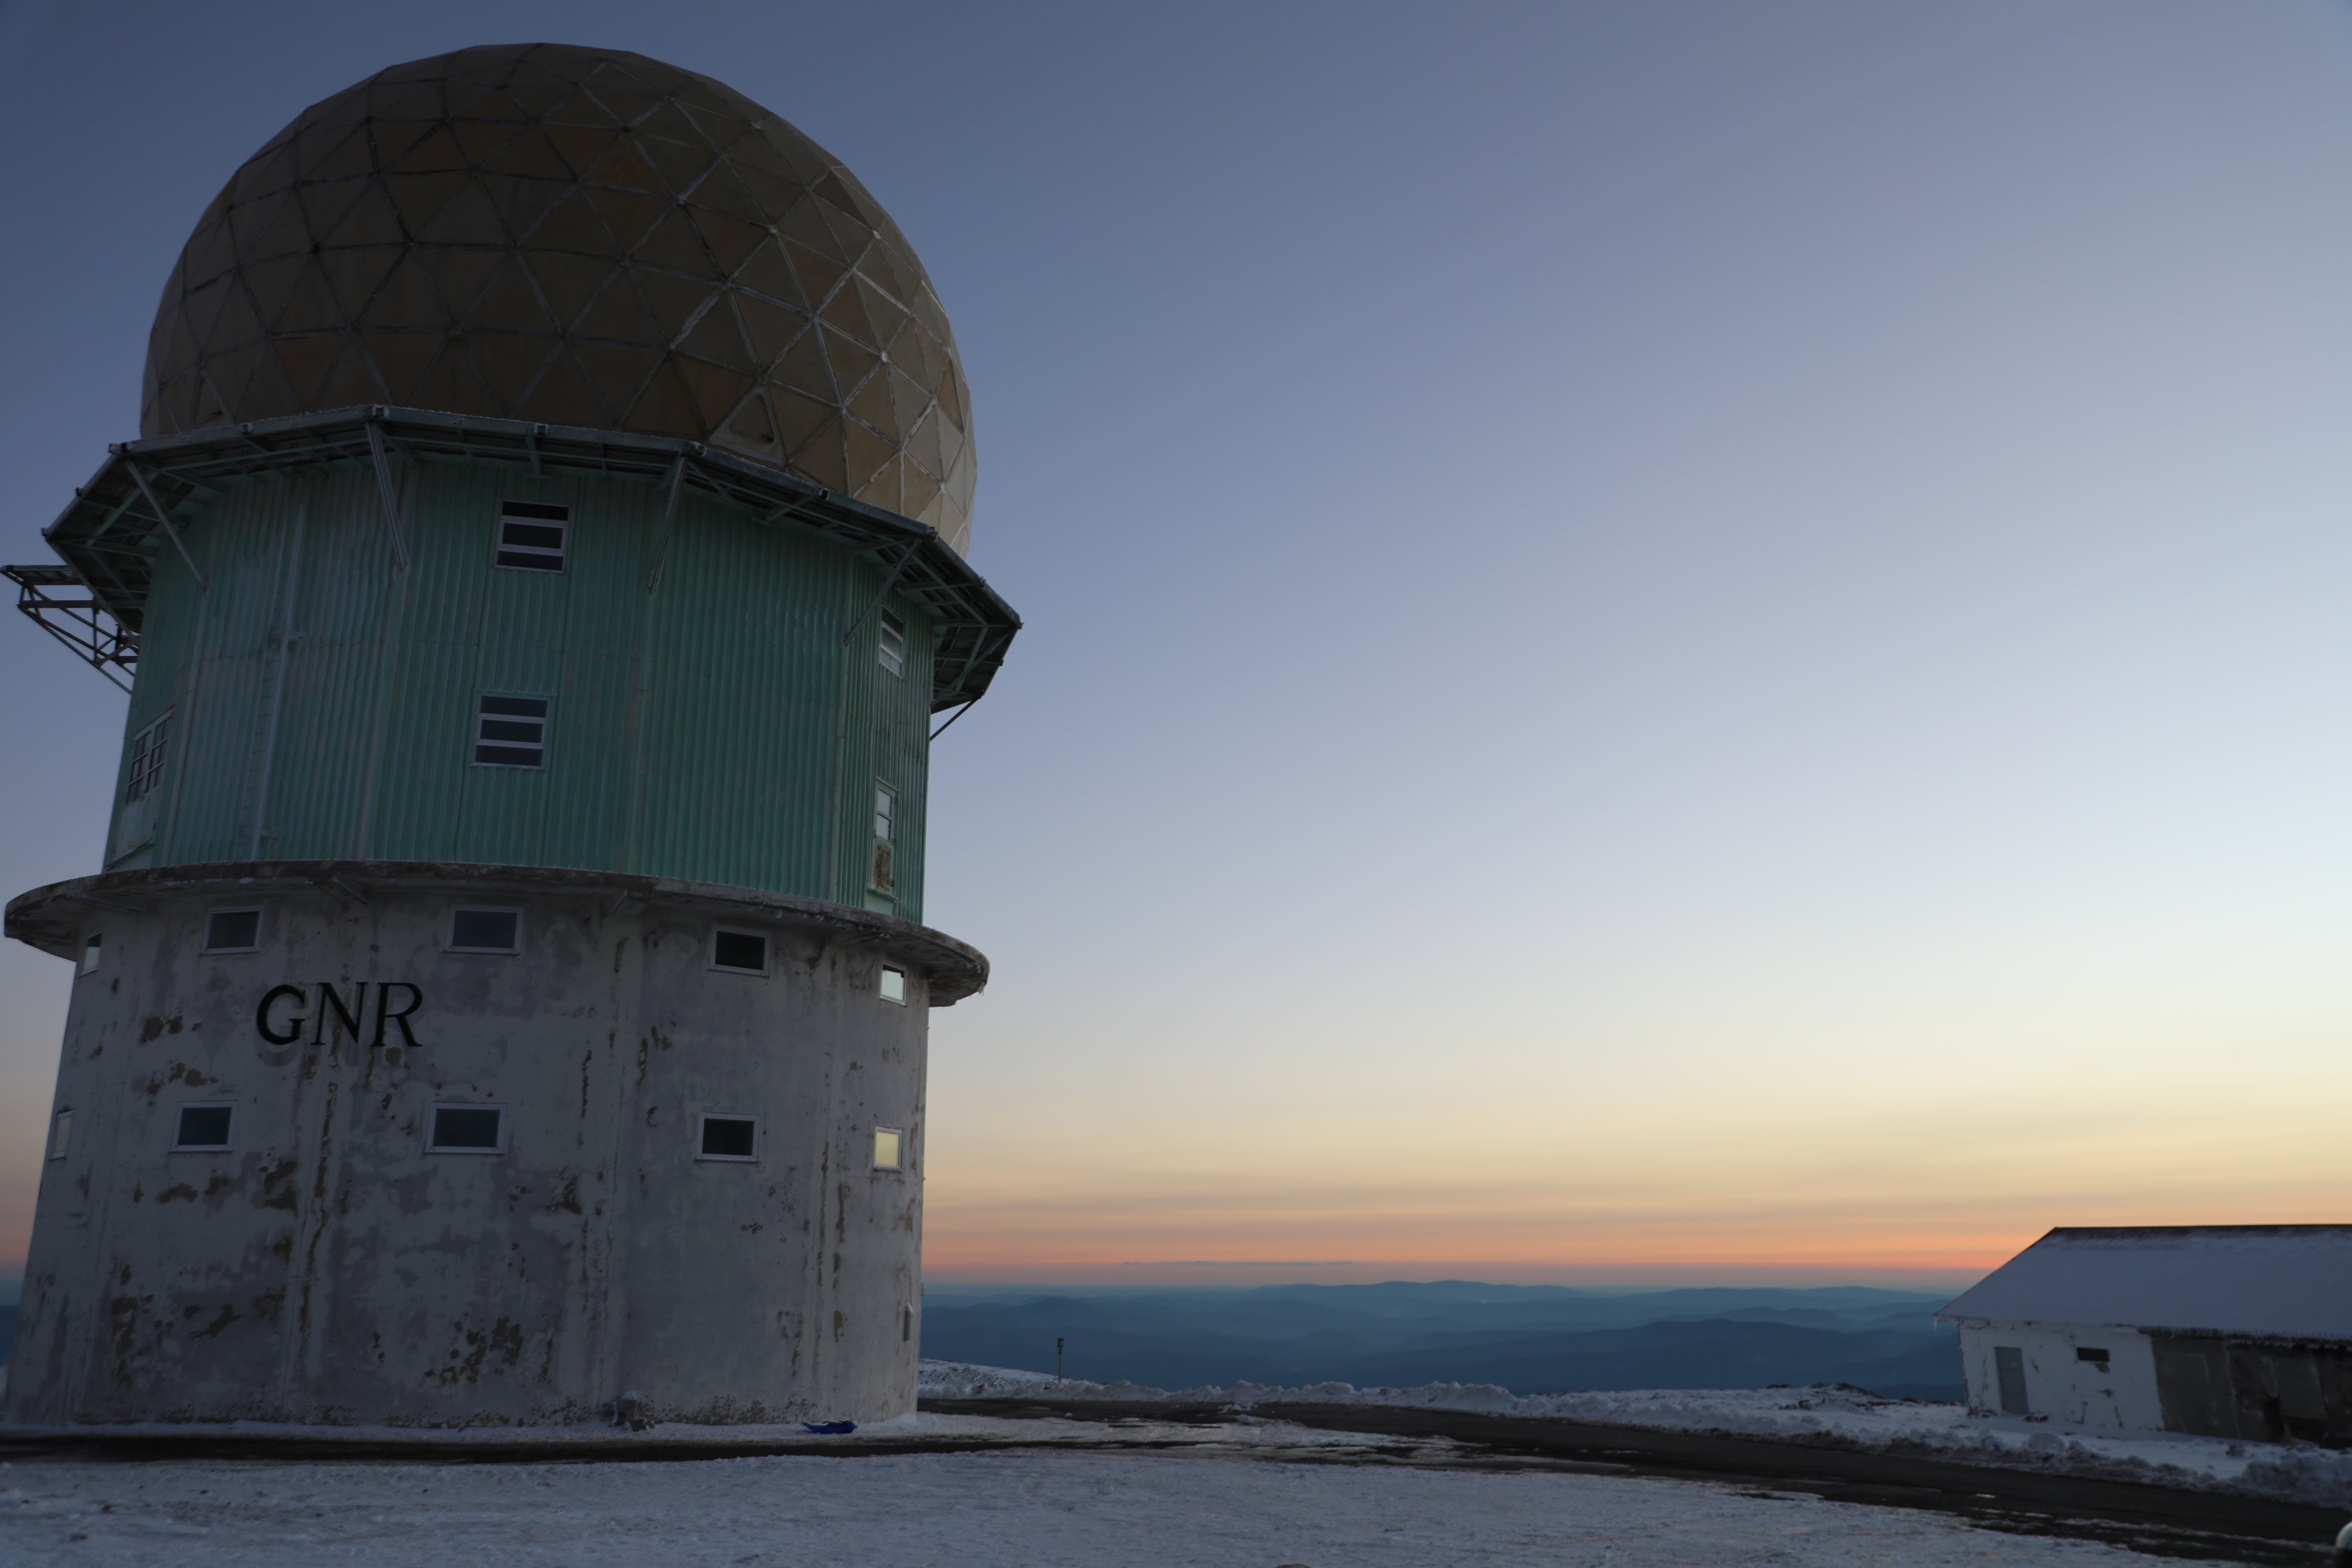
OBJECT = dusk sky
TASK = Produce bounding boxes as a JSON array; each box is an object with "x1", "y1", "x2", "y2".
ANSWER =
[{"x1": 3, "y1": 0, "x2": 2349, "y2": 1292}]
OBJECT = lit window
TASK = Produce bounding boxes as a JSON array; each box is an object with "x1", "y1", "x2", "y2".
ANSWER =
[
  {"x1": 125, "y1": 711, "x2": 172, "y2": 802},
  {"x1": 48, "y1": 1108, "x2": 71, "y2": 1161},
  {"x1": 872, "y1": 1126, "x2": 902, "y2": 1170},
  {"x1": 174, "y1": 1104, "x2": 233, "y2": 1150},
  {"x1": 475, "y1": 694, "x2": 549, "y2": 767},
  {"x1": 494, "y1": 500, "x2": 570, "y2": 571},
  {"x1": 79, "y1": 933, "x2": 102, "y2": 976},
  {"x1": 880, "y1": 967, "x2": 906, "y2": 1004},
  {"x1": 203, "y1": 908, "x2": 262, "y2": 953},
  {"x1": 878, "y1": 610, "x2": 906, "y2": 677},
  {"x1": 428, "y1": 1104, "x2": 506, "y2": 1154},
  {"x1": 449, "y1": 906, "x2": 522, "y2": 953},
  {"x1": 698, "y1": 1114, "x2": 760, "y2": 1162},
  {"x1": 711, "y1": 929, "x2": 769, "y2": 975}
]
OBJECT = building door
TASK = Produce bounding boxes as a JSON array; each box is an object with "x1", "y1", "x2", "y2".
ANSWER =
[{"x1": 1994, "y1": 1345, "x2": 2029, "y2": 1415}]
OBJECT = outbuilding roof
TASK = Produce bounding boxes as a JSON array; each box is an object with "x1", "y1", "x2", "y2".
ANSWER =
[{"x1": 1936, "y1": 1226, "x2": 2352, "y2": 1343}]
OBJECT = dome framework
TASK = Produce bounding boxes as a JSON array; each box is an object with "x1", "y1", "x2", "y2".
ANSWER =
[{"x1": 143, "y1": 43, "x2": 976, "y2": 552}]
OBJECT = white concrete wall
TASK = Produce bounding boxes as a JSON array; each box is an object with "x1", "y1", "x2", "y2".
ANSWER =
[
  {"x1": 1954, "y1": 1320, "x2": 2163, "y2": 1430},
  {"x1": 3, "y1": 868, "x2": 959, "y2": 1427}
]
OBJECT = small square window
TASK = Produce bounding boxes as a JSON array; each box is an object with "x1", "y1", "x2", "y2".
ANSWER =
[
  {"x1": 428, "y1": 1103, "x2": 506, "y2": 1154},
  {"x1": 476, "y1": 694, "x2": 550, "y2": 767},
  {"x1": 699, "y1": 1114, "x2": 760, "y2": 1162},
  {"x1": 495, "y1": 500, "x2": 570, "y2": 571},
  {"x1": 711, "y1": 928, "x2": 769, "y2": 975},
  {"x1": 125, "y1": 711, "x2": 172, "y2": 803},
  {"x1": 174, "y1": 1103, "x2": 234, "y2": 1150},
  {"x1": 203, "y1": 908, "x2": 262, "y2": 953},
  {"x1": 880, "y1": 967, "x2": 906, "y2": 1005},
  {"x1": 878, "y1": 610, "x2": 906, "y2": 677},
  {"x1": 79, "y1": 933, "x2": 102, "y2": 976},
  {"x1": 48, "y1": 1108, "x2": 71, "y2": 1161},
  {"x1": 872, "y1": 1125, "x2": 903, "y2": 1170},
  {"x1": 449, "y1": 906, "x2": 522, "y2": 953}
]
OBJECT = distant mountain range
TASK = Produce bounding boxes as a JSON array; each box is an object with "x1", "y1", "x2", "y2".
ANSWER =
[
  {"x1": 0, "y1": 1285, "x2": 1965, "y2": 1404},
  {"x1": 920, "y1": 1281, "x2": 1963, "y2": 1403}
]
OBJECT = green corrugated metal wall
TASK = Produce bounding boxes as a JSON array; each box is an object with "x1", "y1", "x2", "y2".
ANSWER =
[{"x1": 106, "y1": 455, "x2": 934, "y2": 918}]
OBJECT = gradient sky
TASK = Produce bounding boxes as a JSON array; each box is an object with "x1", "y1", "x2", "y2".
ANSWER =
[{"x1": 3, "y1": 1, "x2": 2348, "y2": 1294}]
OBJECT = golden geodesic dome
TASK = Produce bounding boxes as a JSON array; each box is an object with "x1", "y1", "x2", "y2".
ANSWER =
[{"x1": 141, "y1": 43, "x2": 976, "y2": 552}]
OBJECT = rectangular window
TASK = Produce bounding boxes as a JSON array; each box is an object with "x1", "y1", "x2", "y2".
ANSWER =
[
  {"x1": 203, "y1": 908, "x2": 262, "y2": 953},
  {"x1": 173, "y1": 1103, "x2": 234, "y2": 1150},
  {"x1": 872, "y1": 1125, "x2": 903, "y2": 1170},
  {"x1": 878, "y1": 610, "x2": 906, "y2": 677},
  {"x1": 711, "y1": 928, "x2": 769, "y2": 975},
  {"x1": 79, "y1": 933, "x2": 102, "y2": 976},
  {"x1": 494, "y1": 500, "x2": 570, "y2": 571},
  {"x1": 880, "y1": 967, "x2": 906, "y2": 1004},
  {"x1": 871, "y1": 783, "x2": 895, "y2": 893},
  {"x1": 428, "y1": 1103, "x2": 506, "y2": 1154},
  {"x1": 48, "y1": 1108, "x2": 71, "y2": 1161},
  {"x1": 2076, "y1": 1347, "x2": 2111, "y2": 1364},
  {"x1": 475, "y1": 694, "x2": 550, "y2": 767},
  {"x1": 125, "y1": 711, "x2": 172, "y2": 802},
  {"x1": 698, "y1": 1114, "x2": 760, "y2": 1162},
  {"x1": 448, "y1": 906, "x2": 522, "y2": 953}
]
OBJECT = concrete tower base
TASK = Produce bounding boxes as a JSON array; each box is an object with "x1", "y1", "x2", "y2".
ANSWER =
[{"x1": 2, "y1": 862, "x2": 983, "y2": 1429}]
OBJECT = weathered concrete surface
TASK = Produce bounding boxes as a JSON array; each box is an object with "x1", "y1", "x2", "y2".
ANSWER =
[
  {"x1": 3, "y1": 862, "x2": 965, "y2": 1429},
  {"x1": 1955, "y1": 1322, "x2": 2164, "y2": 1431}
]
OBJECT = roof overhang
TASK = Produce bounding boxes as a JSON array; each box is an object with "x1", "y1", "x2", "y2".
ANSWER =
[
  {"x1": 8, "y1": 860, "x2": 990, "y2": 1004},
  {"x1": 27, "y1": 406, "x2": 1021, "y2": 712}
]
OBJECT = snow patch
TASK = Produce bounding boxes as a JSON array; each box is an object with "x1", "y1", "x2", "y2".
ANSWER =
[{"x1": 918, "y1": 1361, "x2": 2352, "y2": 1507}]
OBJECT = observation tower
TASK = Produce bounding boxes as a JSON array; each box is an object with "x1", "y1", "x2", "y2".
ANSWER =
[{"x1": 1, "y1": 43, "x2": 1018, "y2": 1427}]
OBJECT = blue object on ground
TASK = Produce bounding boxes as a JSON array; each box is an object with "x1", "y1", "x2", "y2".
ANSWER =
[{"x1": 803, "y1": 1420, "x2": 857, "y2": 1435}]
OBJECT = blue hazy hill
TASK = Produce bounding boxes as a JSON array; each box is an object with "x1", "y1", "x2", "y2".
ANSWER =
[{"x1": 921, "y1": 1282, "x2": 1961, "y2": 1401}]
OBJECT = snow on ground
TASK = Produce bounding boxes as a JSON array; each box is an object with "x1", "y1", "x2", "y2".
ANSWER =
[
  {"x1": 1, "y1": 1443, "x2": 2156, "y2": 1566},
  {"x1": 919, "y1": 1359, "x2": 2352, "y2": 1508}
]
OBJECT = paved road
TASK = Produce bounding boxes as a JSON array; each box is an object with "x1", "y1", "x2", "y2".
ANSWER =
[
  {"x1": 927, "y1": 1394, "x2": 2348, "y2": 1565},
  {"x1": 2, "y1": 1396, "x2": 2341, "y2": 1563}
]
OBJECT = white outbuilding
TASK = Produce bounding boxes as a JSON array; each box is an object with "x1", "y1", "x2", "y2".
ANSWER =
[{"x1": 1936, "y1": 1226, "x2": 2352, "y2": 1446}]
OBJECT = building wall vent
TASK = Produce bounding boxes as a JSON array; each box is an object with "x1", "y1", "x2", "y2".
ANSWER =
[
  {"x1": 494, "y1": 500, "x2": 570, "y2": 571},
  {"x1": 428, "y1": 1104, "x2": 506, "y2": 1154},
  {"x1": 475, "y1": 694, "x2": 550, "y2": 767},
  {"x1": 698, "y1": 1114, "x2": 760, "y2": 1161},
  {"x1": 448, "y1": 906, "x2": 522, "y2": 953},
  {"x1": 202, "y1": 908, "x2": 261, "y2": 953},
  {"x1": 711, "y1": 929, "x2": 770, "y2": 975},
  {"x1": 173, "y1": 1103, "x2": 234, "y2": 1150}
]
